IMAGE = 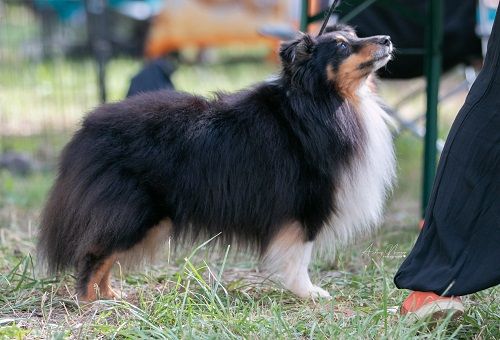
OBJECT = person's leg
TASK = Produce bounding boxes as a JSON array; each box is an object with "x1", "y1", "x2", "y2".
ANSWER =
[{"x1": 395, "y1": 5, "x2": 500, "y2": 320}]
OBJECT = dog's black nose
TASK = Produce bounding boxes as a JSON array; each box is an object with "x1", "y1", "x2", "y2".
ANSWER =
[{"x1": 379, "y1": 36, "x2": 391, "y2": 46}]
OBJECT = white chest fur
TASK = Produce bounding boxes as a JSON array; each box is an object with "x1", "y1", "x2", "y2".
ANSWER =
[{"x1": 318, "y1": 86, "x2": 396, "y2": 253}]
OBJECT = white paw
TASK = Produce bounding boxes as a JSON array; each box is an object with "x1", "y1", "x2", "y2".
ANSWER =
[
  {"x1": 311, "y1": 285, "x2": 331, "y2": 299},
  {"x1": 288, "y1": 283, "x2": 331, "y2": 299}
]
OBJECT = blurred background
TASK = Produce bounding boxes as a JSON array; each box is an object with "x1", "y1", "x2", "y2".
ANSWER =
[
  {"x1": 0, "y1": 0, "x2": 497, "y2": 250},
  {"x1": 1, "y1": 2, "x2": 499, "y2": 336}
]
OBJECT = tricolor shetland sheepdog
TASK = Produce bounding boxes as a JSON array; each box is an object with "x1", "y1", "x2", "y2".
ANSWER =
[{"x1": 38, "y1": 24, "x2": 396, "y2": 301}]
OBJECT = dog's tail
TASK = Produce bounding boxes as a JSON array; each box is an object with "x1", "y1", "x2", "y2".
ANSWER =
[
  {"x1": 37, "y1": 129, "x2": 159, "y2": 274},
  {"x1": 38, "y1": 172, "x2": 77, "y2": 273},
  {"x1": 37, "y1": 131, "x2": 100, "y2": 273}
]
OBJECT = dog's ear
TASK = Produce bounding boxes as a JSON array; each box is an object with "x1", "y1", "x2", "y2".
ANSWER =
[
  {"x1": 324, "y1": 24, "x2": 357, "y2": 36},
  {"x1": 280, "y1": 34, "x2": 315, "y2": 65}
]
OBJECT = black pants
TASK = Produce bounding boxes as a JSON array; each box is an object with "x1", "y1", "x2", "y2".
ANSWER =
[{"x1": 394, "y1": 7, "x2": 500, "y2": 296}]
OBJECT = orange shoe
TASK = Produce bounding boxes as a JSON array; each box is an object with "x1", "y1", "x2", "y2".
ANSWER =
[
  {"x1": 400, "y1": 291, "x2": 464, "y2": 321},
  {"x1": 418, "y1": 219, "x2": 425, "y2": 230}
]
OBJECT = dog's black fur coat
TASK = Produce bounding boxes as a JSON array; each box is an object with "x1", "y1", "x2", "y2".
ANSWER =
[{"x1": 39, "y1": 25, "x2": 392, "y2": 295}]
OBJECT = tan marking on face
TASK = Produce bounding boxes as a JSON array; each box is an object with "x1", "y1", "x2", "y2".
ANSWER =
[
  {"x1": 327, "y1": 64, "x2": 336, "y2": 83},
  {"x1": 346, "y1": 31, "x2": 357, "y2": 39},
  {"x1": 334, "y1": 43, "x2": 380, "y2": 103},
  {"x1": 334, "y1": 35, "x2": 348, "y2": 43}
]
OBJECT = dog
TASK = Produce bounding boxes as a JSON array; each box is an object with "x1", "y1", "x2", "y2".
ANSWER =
[{"x1": 38, "y1": 24, "x2": 396, "y2": 301}]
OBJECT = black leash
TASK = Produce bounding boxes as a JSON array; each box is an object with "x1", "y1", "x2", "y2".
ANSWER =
[{"x1": 317, "y1": 0, "x2": 342, "y2": 37}]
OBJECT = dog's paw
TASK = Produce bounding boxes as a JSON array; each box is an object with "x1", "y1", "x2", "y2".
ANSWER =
[
  {"x1": 289, "y1": 283, "x2": 331, "y2": 299},
  {"x1": 100, "y1": 287, "x2": 123, "y2": 300},
  {"x1": 310, "y1": 285, "x2": 331, "y2": 299}
]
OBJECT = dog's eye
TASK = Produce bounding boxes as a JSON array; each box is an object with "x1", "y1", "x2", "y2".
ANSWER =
[{"x1": 337, "y1": 41, "x2": 348, "y2": 50}]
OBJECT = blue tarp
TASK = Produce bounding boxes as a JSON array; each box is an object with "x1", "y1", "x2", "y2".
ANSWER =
[{"x1": 34, "y1": 0, "x2": 163, "y2": 21}]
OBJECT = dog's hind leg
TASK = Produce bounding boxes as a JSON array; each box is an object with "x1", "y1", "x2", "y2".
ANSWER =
[
  {"x1": 98, "y1": 257, "x2": 120, "y2": 299},
  {"x1": 262, "y1": 222, "x2": 330, "y2": 299},
  {"x1": 77, "y1": 253, "x2": 118, "y2": 302},
  {"x1": 76, "y1": 219, "x2": 173, "y2": 302}
]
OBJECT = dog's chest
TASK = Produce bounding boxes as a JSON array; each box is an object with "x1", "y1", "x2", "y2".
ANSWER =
[
  {"x1": 355, "y1": 92, "x2": 395, "y2": 182},
  {"x1": 321, "y1": 89, "x2": 396, "y2": 247}
]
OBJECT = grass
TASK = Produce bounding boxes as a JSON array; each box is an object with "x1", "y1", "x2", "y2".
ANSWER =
[
  {"x1": 0, "y1": 200, "x2": 498, "y2": 339},
  {"x1": 1, "y1": 4, "x2": 499, "y2": 339}
]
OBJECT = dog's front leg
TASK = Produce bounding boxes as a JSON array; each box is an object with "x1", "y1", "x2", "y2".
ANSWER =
[{"x1": 262, "y1": 222, "x2": 331, "y2": 299}]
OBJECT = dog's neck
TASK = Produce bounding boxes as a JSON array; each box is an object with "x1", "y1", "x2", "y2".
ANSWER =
[{"x1": 273, "y1": 79, "x2": 366, "y2": 175}]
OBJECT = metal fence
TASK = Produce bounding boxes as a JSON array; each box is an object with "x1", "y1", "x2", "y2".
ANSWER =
[
  {"x1": 0, "y1": 0, "x2": 144, "y2": 172},
  {"x1": 0, "y1": 1, "x2": 96, "y2": 145}
]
